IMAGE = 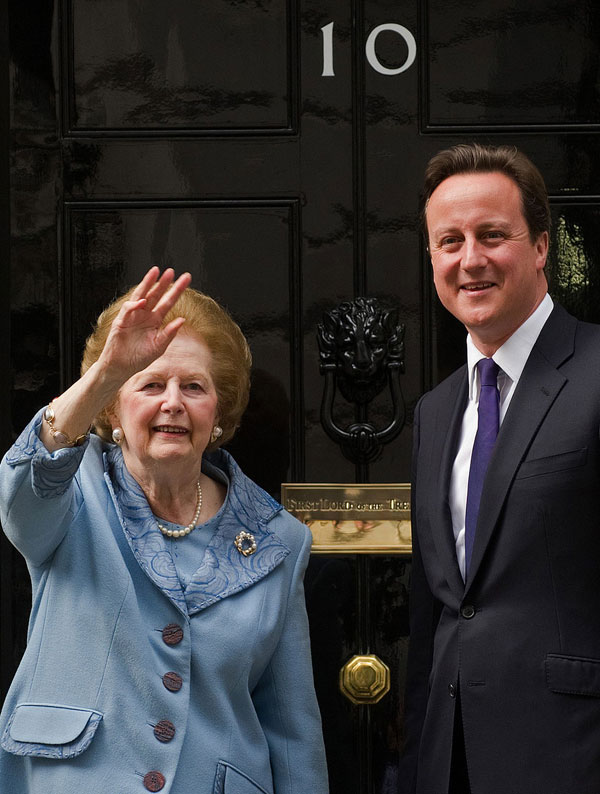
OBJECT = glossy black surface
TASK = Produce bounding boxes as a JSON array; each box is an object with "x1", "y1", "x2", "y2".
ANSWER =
[
  {"x1": 4, "y1": 0, "x2": 600, "y2": 792},
  {"x1": 67, "y1": 0, "x2": 292, "y2": 132},
  {"x1": 305, "y1": 556, "x2": 359, "y2": 791},
  {"x1": 0, "y1": 0, "x2": 10, "y2": 736},
  {"x1": 369, "y1": 557, "x2": 410, "y2": 794},
  {"x1": 425, "y1": 0, "x2": 600, "y2": 130}
]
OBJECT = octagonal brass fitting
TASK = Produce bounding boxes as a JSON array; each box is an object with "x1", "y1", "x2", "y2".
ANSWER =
[{"x1": 339, "y1": 653, "x2": 390, "y2": 705}]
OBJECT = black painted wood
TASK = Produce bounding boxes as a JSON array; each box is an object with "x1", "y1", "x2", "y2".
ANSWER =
[
  {"x1": 423, "y1": 0, "x2": 600, "y2": 132},
  {"x1": 0, "y1": 0, "x2": 12, "y2": 707}
]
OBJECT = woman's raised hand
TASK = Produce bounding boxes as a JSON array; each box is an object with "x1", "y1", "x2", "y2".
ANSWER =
[
  {"x1": 99, "y1": 267, "x2": 192, "y2": 384},
  {"x1": 38, "y1": 267, "x2": 192, "y2": 452}
]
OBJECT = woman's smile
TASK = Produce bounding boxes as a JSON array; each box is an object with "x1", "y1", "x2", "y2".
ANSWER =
[{"x1": 153, "y1": 424, "x2": 189, "y2": 434}]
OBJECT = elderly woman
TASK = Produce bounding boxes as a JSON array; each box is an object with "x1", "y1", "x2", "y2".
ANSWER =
[{"x1": 0, "y1": 268, "x2": 328, "y2": 794}]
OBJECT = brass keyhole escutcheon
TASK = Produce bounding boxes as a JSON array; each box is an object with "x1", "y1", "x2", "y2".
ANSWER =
[{"x1": 339, "y1": 654, "x2": 390, "y2": 705}]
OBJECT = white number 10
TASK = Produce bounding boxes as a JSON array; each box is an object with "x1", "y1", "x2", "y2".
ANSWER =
[{"x1": 321, "y1": 22, "x2": 417, "y2": 77}]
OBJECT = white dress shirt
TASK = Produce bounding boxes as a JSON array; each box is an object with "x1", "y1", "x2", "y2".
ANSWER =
[{"x1": 449, "y1": 293, "x2": 554, "y2": 580}]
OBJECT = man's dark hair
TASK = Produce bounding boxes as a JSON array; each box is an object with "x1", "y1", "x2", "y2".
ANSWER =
[{"x1": 422, "y1": 143, "x2": 551, "y2": 243}]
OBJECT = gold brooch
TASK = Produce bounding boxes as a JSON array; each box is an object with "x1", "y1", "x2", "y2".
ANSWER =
[{"x1": 234, "y1": 531, "x2": 257, "y2": 557}]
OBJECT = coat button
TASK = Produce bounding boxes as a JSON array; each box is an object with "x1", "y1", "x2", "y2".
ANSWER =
[
  {"x1": 448, "y1": 683, "x2": 457, "y2": 698},
  {"x1": 162, "y1": 623, "x2": 184, "y2": 645},
  {"x1": 461, "y1": 604, "x2": 476, "y2": 619},
  {"x1": 154, "y1": 719, "x2": 176, "y2": 743},
  {"x1": 162, "y1": 671, "x2": 183, "y2": 692},
  {"x1": 143, "y1": 771, "x2": 166, "y2": 791}
]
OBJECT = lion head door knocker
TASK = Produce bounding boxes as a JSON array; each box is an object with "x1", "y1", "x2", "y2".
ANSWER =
[{"x1": 317, "y1": 297, "x2": 406, "y2": 464}]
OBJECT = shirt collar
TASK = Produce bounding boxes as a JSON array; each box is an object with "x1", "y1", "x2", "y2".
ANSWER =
[{"x1": 466, "y1": 292, "x2": 554, "y2": 399}]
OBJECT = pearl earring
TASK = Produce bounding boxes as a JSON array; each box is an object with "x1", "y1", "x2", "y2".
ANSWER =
[
  {"x1": 211, "y1": 425, "x2": 223, "y2": 443},
  {"x1": 112, "y1": 427, "x2": 124, "y2": 445}
]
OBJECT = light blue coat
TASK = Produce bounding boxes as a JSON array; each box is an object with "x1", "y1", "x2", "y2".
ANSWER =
[{"x1": 0, "y1": 411, "x2": 328, "y2": 794}]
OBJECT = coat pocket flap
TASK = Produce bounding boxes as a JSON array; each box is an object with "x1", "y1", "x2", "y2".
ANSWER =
[
  {"x1": 2, "y1": 703, "x2": 103, "y2": 758},
  {"x1": 213, "y1": 761, "x2": 271, "y2": 794},
  {"x1": 10, "y1": 703, "x2": 98, "y2": 743},
  {"x1": 546, "y1": 653, "x2": 600, "y2": 697},
  {"x1": 516, "y1": 447, "x2": 587, "y2": 480}
]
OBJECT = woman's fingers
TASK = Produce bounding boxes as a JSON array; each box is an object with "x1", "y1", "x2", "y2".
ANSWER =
[
  {"x1": 118, "y1": 269, "x2": 191, "y2": 327},
  {"x1": 136, "y1": 268, "x2": 190, "y2": 316},
  {"x1": 143, "y1": 268, "x2": 176, "y2": 308},
  {"x1": 100, "y1": 270, "x2": 192, "y2": 382},
  {"x1": 161, "y1": 316, "x2": 187, "y2": 345},
  {"x1": 129, "y1": 266, "x2": 161, "y2": 301},
  {"x1": 128, "y1": 265, "x2": 183, "y2": 307},
  {"x1": 153, "y1": 271, "x2": 192, "y2": 317},
  {"x1": 115, "y1": 297, "x2": 148, "y2": 328}
]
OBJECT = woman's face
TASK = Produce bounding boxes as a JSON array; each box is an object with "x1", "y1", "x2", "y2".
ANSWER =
[{"x1": 113, "y1": 332, "x2": 219, "y2": 479}]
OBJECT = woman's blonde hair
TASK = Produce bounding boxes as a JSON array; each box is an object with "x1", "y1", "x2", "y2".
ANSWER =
[{"x1": 81, "y1": 286, "x2": 252, "y2": 450}]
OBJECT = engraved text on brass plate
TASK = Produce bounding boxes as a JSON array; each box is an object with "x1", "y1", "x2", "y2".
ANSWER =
[{"x1": 281, "y1": 483, "x2": 411, "y2": 553}]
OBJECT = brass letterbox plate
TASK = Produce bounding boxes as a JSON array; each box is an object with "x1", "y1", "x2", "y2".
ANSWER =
[{"x1": 281, "y1": 483, "x2": 412, "y2": 554}]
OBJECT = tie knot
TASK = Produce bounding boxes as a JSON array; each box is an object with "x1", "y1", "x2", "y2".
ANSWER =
[{"x1": 477, "y1": 357, "x2": 499, "y2": 387}]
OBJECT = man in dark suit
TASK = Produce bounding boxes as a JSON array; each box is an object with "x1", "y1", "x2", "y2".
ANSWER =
[{"x1": 401, "y1": 143, "x2": 600, "y2": 794}]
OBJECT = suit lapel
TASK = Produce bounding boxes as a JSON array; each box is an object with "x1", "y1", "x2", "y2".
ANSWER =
[
  {"x1": 429, "y1": 367, "x2": 469, "y2": 601},
  {"x1": 465, "y1": 305, "x2": 576, "y2": 590}
]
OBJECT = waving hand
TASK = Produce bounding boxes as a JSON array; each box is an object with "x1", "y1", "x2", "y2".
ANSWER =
[
  {"x1": 39, "y1": 267, "x2": 192, "y2": 451},
  {"x1": 98, "y1": 267, "x2": 192, "y2": 383}
]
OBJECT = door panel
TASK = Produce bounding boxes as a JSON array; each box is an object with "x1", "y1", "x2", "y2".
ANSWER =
[
  {"x1": 424, "y1": 0, "x2": 600, "y2": 130},
  {"x1": 68, "y1": 0, "x2": 294, "y2": 132}
]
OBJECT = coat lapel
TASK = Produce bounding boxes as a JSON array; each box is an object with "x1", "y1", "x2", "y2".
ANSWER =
[
  {"x1": 465, "y1": 305, "x2": 576, "y2": 590},
  {"x1": 185, "y1": 453, "x2": 290, "y2": 616},
  {"x1": 104, "y1": 450, "x2": 189, "y2": 616},
  {"x1": 428, "y1": 367, "x2": 469, "y2": 601},
  {"x1": 104, "y1": 448, "x2": 290, "y2": 617}
]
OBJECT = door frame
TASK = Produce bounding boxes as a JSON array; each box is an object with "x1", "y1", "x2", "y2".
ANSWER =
[{"x1": 0, "y1": 0, "x2": 13, "y2": 700}]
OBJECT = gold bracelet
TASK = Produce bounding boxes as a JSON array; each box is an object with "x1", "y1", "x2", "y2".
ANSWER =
[{"x1": 43, "y1": 401, "x2": 90, "y2": 447}]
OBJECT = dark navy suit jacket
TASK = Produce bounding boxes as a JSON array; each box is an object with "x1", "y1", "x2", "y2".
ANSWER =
[{"x1": 402, "y1": 304, "x2": 600, "y2": 794}]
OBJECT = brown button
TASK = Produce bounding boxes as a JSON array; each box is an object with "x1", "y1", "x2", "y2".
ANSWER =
[
  {"x1": 143, "y1": 771, "x2": 166, "y2": 792},
  {"x1": 154, "y1": 719, "x2": 176, "y2": 743},
  {"x1": 162, "y1": 671, "x2": 183, "y2": 692},
  {"x1": 162, "y1": 623, "x2": 183, "y2": 645}
]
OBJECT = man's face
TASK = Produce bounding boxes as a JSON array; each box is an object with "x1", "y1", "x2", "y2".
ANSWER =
[{"x1": 426, "y1": 171, "x2": 549, "y2": 355}]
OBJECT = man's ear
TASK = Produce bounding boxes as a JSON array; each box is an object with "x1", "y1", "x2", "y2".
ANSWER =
[{"x1": 535, "y1": 231, "x2": 549, "y2": 269}]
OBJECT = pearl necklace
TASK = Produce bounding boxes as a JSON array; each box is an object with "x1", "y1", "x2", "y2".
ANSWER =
[{"x1": 157, "y1": 480, "x2": 203, "y2": 539}]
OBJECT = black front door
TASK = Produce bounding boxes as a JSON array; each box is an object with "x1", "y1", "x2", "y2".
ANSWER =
[{"x1": 3, "y1": 1, "x2": 600, "y2": 792}]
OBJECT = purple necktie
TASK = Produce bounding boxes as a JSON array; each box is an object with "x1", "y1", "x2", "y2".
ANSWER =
[{"x1": 464, "y1": 358, "x2": 500, "y2": 576}]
